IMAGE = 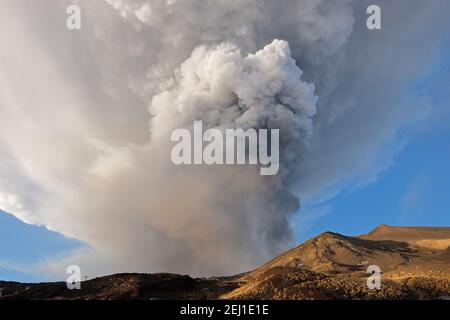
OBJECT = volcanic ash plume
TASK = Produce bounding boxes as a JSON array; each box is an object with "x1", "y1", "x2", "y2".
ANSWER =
[
  {"x1": 150, "y1": 39, "x2": 317, "y2": 165},
  {"x1": 82, "y1": 39, "x2": 317, "y2": 276},
  {"x1": 139, "y1": 39, "x2": 318, "y2": 274},
  {"x1": 0, "y1": 0, "x2": 324, "y2": 276}
]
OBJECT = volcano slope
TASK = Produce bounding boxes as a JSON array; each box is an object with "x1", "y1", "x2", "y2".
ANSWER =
[{"x1": 1, "y1": 226, "x2": 449, "y2": 300}]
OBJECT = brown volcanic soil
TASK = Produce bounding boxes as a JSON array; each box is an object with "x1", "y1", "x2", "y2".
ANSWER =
[
  {"x1": 358, "y1": 225, "x2": 450, "y2": 249},
  {"x1": 359, "y1": 225, "x2": 450, "y2": 241},
  {"x1": 1, "y1": 226, "x2": 449, "y2": 300},
  {"x1": 0, "y1": 273, "x2": 240, "y2": 300},
  {"x1": 244, "y1": 232, "x2": 418, "y2": 276},
  {"x1": 223, "y1": 226, "x2": 450, "y2": 300}
]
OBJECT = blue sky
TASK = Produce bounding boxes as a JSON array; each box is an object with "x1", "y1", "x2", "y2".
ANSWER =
[
  {"x1": 294, "y1": 50, "x2": 450, "y2": 243},
  {"x1": 0, "y1": 212, "x2": 81, "y2": 282},
  {"x1": 296, "y1": 120, "x2": 450, "y2": 243}
]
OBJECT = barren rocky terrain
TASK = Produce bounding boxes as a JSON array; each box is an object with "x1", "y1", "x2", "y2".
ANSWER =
[{"x1": 1, "y1": 225, "x2": 449, "y2": 300}]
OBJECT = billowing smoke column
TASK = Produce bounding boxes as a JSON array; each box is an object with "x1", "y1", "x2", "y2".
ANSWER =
[
  {"x1": 151, "y1": 40, "x2": 317, "y2": 172},
  {"x1": 0, "y1": 0, "x2": 449, "y2": 277}
]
